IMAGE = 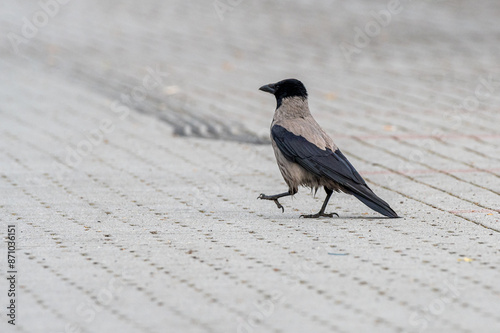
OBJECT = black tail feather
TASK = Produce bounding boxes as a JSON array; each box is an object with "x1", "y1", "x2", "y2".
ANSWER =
[{"x1": 347, "y1": 184, "x2": 399, "y2": 218}]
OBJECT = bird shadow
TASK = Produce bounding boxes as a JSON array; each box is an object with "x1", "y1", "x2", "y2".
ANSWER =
[{"x1": 271, "y1": 215, "x2": 400, "y2": 220}]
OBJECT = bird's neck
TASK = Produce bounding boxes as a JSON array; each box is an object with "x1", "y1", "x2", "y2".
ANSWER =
[{"x1": 275, "y1": 96, "x2": 311, "y2": 119}]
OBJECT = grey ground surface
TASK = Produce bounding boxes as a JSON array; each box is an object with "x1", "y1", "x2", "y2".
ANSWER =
[{"x1": 1, "y1": 0, "x2": 500, "y2": 332}]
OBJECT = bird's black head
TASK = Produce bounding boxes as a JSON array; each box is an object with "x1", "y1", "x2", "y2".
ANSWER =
[{"x1": 259, "y1": 79, "x2": 308, "y2": 107}]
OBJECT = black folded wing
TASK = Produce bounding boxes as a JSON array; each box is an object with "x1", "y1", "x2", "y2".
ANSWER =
[{"x1": 271, "y1": 125, "x2": 398, "y2": 218}]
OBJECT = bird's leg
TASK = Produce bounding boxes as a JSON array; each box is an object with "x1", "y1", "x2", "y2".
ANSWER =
[
  {"x1": 301, "y1": 187, "x2": 339, "y2": 218},
  {"x1": 257, "y1": 191, "x2": 292, "y2": 213}
]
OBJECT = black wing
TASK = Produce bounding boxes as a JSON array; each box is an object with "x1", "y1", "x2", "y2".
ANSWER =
[{"x1": 271, "y1": 125, "x2": 398, "y2": 218}]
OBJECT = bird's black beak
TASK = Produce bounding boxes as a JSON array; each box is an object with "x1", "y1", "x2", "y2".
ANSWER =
[{"x1": 259, "y1": 83, "x2": 276, "y2": 94}]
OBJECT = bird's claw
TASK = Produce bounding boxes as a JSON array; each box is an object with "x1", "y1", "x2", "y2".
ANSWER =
[
  {"x1": 274, "y1": 199, "x2": 284, "y2": 213},
  {"x1": 257, "y1": 193, "x2": 284, "y2": 212},
  {"x1": 300, "y1": 212, "x2": 339, "y2": 218}
]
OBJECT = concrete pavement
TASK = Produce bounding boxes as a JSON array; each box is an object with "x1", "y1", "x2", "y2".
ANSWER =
[{"x1": 1, "y1": 1, "x2": 500, "y2": 332}]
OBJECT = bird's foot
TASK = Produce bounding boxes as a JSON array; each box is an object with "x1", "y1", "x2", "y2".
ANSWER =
[
  {"x1": 300, "y1": 212, "x2": 339, "y2": 218},
  {"x1": 258, "y1": 193, "x2": 284, "y2": 213}
]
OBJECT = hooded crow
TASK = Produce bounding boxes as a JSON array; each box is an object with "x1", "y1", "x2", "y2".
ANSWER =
[{"x1": 258, "y1": 78, "x2": 399, "y2": 218}]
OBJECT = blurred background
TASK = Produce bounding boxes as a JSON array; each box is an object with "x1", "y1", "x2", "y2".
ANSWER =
[{"x1": 2, "y1": 0, "x2": 499, "y2": 143}]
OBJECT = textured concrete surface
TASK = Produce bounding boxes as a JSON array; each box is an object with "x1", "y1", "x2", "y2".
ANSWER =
[{"x1": 1, "y1": 0, "x2": 500, "y2": 332}]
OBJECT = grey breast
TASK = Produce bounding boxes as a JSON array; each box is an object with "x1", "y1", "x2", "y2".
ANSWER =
[{"x1": 270, "y1": 97, "x2": 340, "y2": 193}]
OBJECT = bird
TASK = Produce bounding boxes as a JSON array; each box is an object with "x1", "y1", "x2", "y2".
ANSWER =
[{"x1": 257, "y1": 78, "x2": 399, "y2": 218}]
